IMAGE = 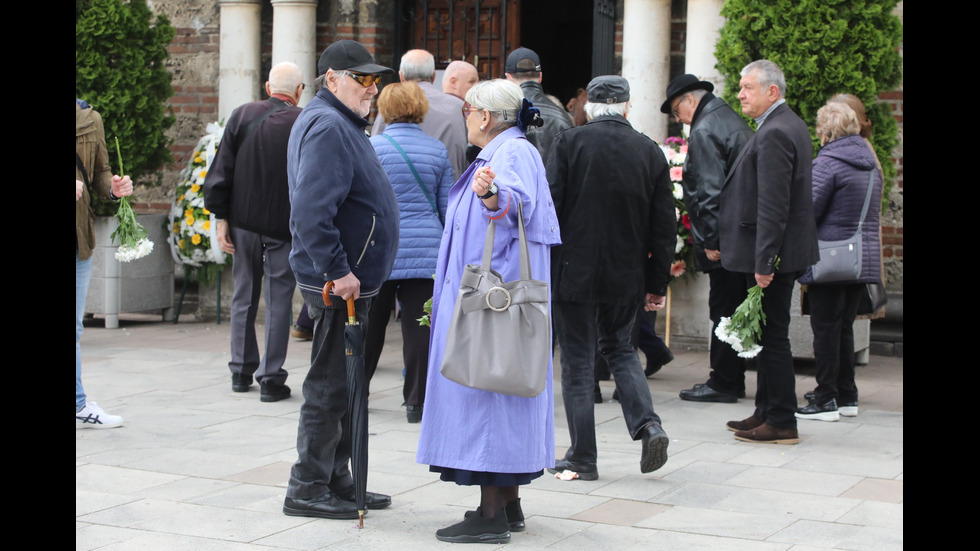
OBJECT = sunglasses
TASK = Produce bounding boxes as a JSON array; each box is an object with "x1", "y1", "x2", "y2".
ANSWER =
[
  {"x1": 462, "y1": 102, "x2": 482, "y2": 119},
  {"x1": 347, "y1": 73, "x2": 382, "y2": 87}
]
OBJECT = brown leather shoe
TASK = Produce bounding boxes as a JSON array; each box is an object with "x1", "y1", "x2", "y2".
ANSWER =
[
  {"x1": 734, "y1": 423, "x2": 800, "y2": 445},
  {"x1": 726, "y1": 415, "x2": 764, "y2": 432}
]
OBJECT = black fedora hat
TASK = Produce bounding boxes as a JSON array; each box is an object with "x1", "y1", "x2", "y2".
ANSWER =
[{"x1": 660, "y1": 74, "x2": 714, "y2": 114}]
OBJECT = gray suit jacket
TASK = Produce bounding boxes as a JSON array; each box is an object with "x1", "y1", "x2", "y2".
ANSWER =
[
  {"x1": 372, "y1": 81, "x2": 467, "y2": 180},
  {"x1": 719, "y1": 102, "x2": 819, "y2": 275}
]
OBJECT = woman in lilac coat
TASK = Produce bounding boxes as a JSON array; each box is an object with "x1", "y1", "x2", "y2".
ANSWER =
[
  {"x1": 797, "y1": 101, "x2": 883, "y2": 422},
  {"x1": 416, "y1": 79, "x2": 560, "y2": 544}
]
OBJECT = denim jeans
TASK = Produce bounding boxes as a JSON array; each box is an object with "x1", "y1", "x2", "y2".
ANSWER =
[
  {"x1": 554, "y1": 299, "x2": 662, "y2": 467},
  {"x1": 286, "y1": 297, "x2": 371, "y2": 499},
  {"x1": 76, "y1": 249, "x2": 92, "y2": 411}
]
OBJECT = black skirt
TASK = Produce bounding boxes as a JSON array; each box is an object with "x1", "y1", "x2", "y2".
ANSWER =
[{"x1": 430, "y1": 465, "x2": 544, "y2": 486}]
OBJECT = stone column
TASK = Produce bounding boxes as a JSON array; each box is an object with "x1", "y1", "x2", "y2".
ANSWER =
[
  {"x1": 218, "y1": 0, "x2": 262, "y2": 122},
  {"x1": 621, "y1": 0, "x2": 671, "y2": 142},
  {"x1": 271, "y1": 0, "x2": 319, "y2": 107},
  {"x1": 685, "y1": 0, "x2": 727, "y2": 95}
]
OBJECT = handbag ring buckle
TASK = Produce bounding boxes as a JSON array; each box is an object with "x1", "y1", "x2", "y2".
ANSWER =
[{"x1": 485, "y1": 286, "x2": 511, "y2": 312}]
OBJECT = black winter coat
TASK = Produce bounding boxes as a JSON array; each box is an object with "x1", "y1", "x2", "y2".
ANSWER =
[{"x1": 546, "y1": 114, "x2": 676, "y2": 303}]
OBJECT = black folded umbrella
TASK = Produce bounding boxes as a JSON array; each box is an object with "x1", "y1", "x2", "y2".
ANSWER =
[{"x1": 324, "y1": 282, "x2": 369, "y2": 528}]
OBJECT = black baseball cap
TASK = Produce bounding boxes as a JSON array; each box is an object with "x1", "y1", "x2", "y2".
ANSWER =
[
  {"x1": 504, "y1": 47, "x2": 542, "y2": 74},
  {"x1": 317, "y1": 39, "x2": 394, "y2": 76}
]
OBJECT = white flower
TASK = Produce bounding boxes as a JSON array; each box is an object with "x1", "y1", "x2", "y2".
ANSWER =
[
  {"x1": 114, "y1": 238, "x2": 154, "y2": 262},
  {"x1": 676, "y1": 235, "x2": 685, "y2": 254},
  {"x1": 737, "y1": 344, "x2": 762, "y2": 359},
  {"x1": 673, "y1": 183, "x2": 684, "y2": 200},
  {"x1": 191, "y1": 196, "x2": 204, "y2": 208},
  {"x1": 673, "y1": 152, "x2": 686, "y2": 165}
]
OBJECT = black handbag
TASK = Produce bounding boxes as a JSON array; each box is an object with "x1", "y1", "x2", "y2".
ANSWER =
[{"x1": 856, "y1": 282, "x2": 887, "y2": 316}]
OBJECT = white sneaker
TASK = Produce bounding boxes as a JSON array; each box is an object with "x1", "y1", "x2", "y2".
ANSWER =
[
  {"x1": 76, "y1": 402, "x2": 124, "y2": 429},
  {"x1": 838, "y1": 404, "x2": 859, "y2": 417}
]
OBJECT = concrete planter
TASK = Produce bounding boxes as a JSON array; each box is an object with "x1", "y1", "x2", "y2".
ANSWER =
[
  {"x1": 662, "y1": 274, "x2": 870, "y2": 363},
  {"x1": 88, "y1": 214, "x2": 174, "y2": 328}
]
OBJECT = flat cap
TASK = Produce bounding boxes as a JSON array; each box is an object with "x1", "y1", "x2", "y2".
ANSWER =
[{"x1": 587, "y1": 75, "x2": 630, "y2": 104}]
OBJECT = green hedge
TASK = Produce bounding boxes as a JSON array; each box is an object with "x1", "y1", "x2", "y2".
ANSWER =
[
  {"x1": 715, "y1": 0, "x2": 902, "y2": 206},
  {"x1": 76, "y1": 0, "x2": 176, "y2": 204}
]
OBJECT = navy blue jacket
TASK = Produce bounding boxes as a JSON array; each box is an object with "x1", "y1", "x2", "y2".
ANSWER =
[{"x1": 287, "y1": 88, "x2": 399, "y2": 303}]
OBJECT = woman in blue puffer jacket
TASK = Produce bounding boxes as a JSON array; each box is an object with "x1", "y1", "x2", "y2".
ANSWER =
[{"x1": 365, "y1": 82, "x2": 455, "y2": 423}]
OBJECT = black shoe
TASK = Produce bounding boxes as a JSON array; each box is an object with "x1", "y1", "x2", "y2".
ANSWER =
[
  {"x1": 679, "y1": 383, "x2": 738, "y2": 403},
  {"x1": 593, "y1": 381, "x2": 603, "y2": 404},
  {"x1": 640, "y1": 423, "x2": 669, "y2": 473},
  {"x1": 260, "y1": 381, "x2": 291, "y2": 402},
  {"x1": 331, "y1": 486, "x2": 392, "y2": 510},
  {"x1": 804, "y1": 390, "x2": 816, "y2": 403},
  {"x1": 464, "y1": 498, "x2": 525, "y2": 532},
  {"x1": 283, "y1": 494, "x2": 360, "y2": 519},
  {"x1": 291, "y1": 324, "x2": 313, "y2": 340},
  {"x1": 644, "y1": 349, "x2": 674, "y2": 377},
  {"x1": 436, "y1": 508, "x2": 510, "y2": 543},
  {"x1": 231, "y1": 373, "x2": 253, "y2": 392},
  {"x1": 547, "y1": 458, "x2": 599, "y2": 481},
  {"x1": 795, "y1": 398, "x2": 840, "y2": 422},
  {"x1": 406, "y1": 405, "x2": 423, "y2": 423}
]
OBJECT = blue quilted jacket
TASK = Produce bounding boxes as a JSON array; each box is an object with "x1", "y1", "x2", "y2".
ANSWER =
[{"x1": 370, "y1": 123, "x2": 455, "y2": 281}]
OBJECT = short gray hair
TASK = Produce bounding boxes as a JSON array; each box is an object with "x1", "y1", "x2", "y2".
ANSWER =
[
  {"x1": 816, "y1": 102, "x2": 860, "y2": 143},
  {"x1": 465, "y1": 79, "x2": 524, "y2": 132},
  {"x1": 399, "y1": 49, "x2": 435, "y2": 82},
  {"x1": 268, "y1": 62, "x2": 303, "y2": 95},
  {"x1": 741, "y1": 60, "x2": 786, "y2": 98},
  {"x1": 584, "y1": 101, "x2": 628, "y2": 120}
]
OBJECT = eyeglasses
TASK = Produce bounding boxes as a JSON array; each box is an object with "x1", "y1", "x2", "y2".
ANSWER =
[
  {"x1": 347, "y1": 73, "x2": 382, "y2": 87},
  {"x1": 670, "y1": 95, "x2": 687, "y2": 119},
  {"x1": 462, "y1": 102, "x2": 482, "y2": 119}
]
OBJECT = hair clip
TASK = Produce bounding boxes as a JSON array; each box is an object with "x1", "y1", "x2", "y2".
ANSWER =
[{"x1": 517, "y1": 98, "x2": 543, "y2": 132}]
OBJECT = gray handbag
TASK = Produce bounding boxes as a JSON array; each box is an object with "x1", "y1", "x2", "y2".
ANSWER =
[
  {"x1": 440, "y1": 202, "x2": 550, "y2": 398},
  {"x1": 809, "y1": 168, "x2": 876, "y2": 284}
]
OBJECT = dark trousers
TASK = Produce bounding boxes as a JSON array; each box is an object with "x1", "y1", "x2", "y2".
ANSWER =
[
  {"x1": 554, "y1": 299, "x2": 662, "y2": 467},
  {"x1": 746, "y1": 271, "x2": 800, "y2": 429},
  {"x1": 595, "y1": 307, "x2": 669, "y2": 380},
  {"x1": 363, "y1": 278, "x2": 434, "y2": 406},
  {"x1": 807, "y1": 283, "x2": 862, "y2": 405},
  {"x1": 286, "y1": 298, "x2": 370, "y2": 499},
  {"x1": 706, "y1": 268, "x2": 749, "y2": 395},
  {"x1": 228, "y1": 227, "x2": 295, "y2": 385}
]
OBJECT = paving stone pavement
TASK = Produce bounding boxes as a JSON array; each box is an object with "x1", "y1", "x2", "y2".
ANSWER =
[{"x1": 76, "y1": 314, "x2": 902, "y2": 550}]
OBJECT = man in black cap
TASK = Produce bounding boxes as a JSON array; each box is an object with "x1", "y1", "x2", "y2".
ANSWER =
[
  {"x1": 546, "y1": 75, "x2": 676, "y2": 480},
  {"x1": 504, "y1": 46, "x2": 572, "y2": 162},
  {"x1": 661, "y1": 74, "x2": 754, "y2": 404},
  {"x1": 282, "y1": 39, "x2": 399, "y2": 520}
]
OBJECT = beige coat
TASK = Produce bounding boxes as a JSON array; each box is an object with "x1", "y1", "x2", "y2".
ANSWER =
[{"x1": 76, "y1": 102, "x2": 114, "y2": 260}]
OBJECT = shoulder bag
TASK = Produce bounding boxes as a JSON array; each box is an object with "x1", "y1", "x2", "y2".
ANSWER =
[
  {"x1": 440, "y1": 202, "x2": 550, "y2": 398},
  {"x1": 809, "y1": 168, "x2": 876, "y2": 284}
]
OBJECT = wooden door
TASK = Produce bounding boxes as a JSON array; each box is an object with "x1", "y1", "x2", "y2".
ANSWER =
[{"x1": 408, "y1": 0, "x2": 521, "y2": 79}]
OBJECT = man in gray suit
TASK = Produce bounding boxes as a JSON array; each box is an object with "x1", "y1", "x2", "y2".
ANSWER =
[
  {"x1": 372, "y1": 49, "x2": 467, "y2": 179},
  {"x1": 719, "y1": 60, "x2": 818, "y2": 445}
]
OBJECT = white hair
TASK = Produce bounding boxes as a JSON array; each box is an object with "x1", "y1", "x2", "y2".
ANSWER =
[
  {"x1": 584, "y1": 101, "x2": 628, "y2": 120},
  {"x1": 399, "y1": 50, "x2": 435, "y2": 81},
  {"x1": 465, "y1": 79, "x2": 524, "y2": 131}
]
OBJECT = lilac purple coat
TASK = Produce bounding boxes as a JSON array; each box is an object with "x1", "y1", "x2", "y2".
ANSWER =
[{"x1": 416, "y1": 127, "x2": 561, "y2": 474}]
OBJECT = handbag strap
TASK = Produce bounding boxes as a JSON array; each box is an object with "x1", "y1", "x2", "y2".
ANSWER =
[
  {"x1": 382, "y1": 133, "x2": 440, "y2": 221},
  {"x1": 854, "y1": 168, "x2": 877, "y2": 233},
  {"x1": 481, "y1": 201, "x2": 532, "y2": 280}
]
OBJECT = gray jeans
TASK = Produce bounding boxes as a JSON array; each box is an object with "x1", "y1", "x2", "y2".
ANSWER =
[{"x1": 286, "y1": 298, "x2": 371, "y2": 499}]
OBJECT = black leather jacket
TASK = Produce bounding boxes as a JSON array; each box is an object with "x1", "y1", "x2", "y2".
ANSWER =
[
  {"x1": 519, "y1": 80, "x2": 572, "y2": 165},
  {"x1": 683, "y1": 95, "x2": 753, "y2": 271}
]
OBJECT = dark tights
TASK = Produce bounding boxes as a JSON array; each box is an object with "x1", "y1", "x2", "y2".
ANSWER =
[{"x1": 480, "y1": 485, "x2": 518, "y2": 518}]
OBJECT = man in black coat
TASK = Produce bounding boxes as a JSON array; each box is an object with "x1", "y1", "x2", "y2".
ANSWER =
[
  {"x1": 661, "y1": 74, "x2": 753, "y2": 404},
  {"x1": 203, "y1": 62, "x2": 304, "y2": 402},
  {"x1": 504, "y1": 47, "x2": 572, "y2": 164},
  {"x1": 546, "y1": 76, "x2": 676, "y2": 480},
  {"x1": 720, "y1": 60, "x2": 819, "y2": 444}
]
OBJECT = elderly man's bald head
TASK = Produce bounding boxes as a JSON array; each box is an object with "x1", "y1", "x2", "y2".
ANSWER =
[
  {"x1": 443, "y1": 60, "x2": 479, "y2": 99},
  {"x1": 268, "y1": 62, "x2": 303, "y2": 95},
  {"x1": 399, "y1": 49, "x2": 436, "y2": 82}
]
